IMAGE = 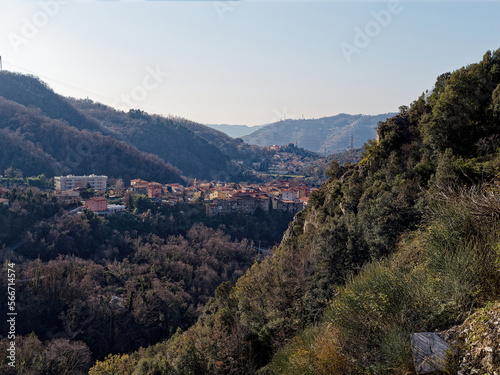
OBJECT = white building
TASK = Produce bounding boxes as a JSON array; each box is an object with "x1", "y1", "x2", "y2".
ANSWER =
[
  {"x1": 281, "y1": 190, "x2": 298, "y2": 201},
  {"x1": 55, "y1": 174, "x2": 108, "y2": 191},
  {"x1": 102, "y1": 204, "x2": 126, "y2": 216}
]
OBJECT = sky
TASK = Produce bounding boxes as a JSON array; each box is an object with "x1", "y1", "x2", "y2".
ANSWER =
[{"x1": 0, "y1": 1, "x2": 500, "y2": 126}]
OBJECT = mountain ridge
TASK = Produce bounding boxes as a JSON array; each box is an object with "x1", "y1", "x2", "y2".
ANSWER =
[{"x1": 241, "y1": 113, "x2": 396, "y2": 154}]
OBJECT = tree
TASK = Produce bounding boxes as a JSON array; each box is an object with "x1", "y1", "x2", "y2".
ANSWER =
[
  {"x1": 115, "y1": 178, "x2": 125, "y2": 192},
  {"x1": 4, "y1": 165, "x2": 23, "y2": 178},
  {"x1": 491, "y1": 83, "x2": 500, "y2": 117},
  {"x1": 325, "y1": 160, "x2": 341, "y2": 179}
]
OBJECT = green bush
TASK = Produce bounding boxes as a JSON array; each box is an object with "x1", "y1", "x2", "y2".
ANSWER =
[{"x1": 314, "y1": 184, "x2": 500, "y2": 372}]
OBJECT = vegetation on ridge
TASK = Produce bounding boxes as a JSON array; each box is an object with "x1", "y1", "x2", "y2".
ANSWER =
[{"x1": 84, "y1": 48, "x2": 500, "y2": 374}]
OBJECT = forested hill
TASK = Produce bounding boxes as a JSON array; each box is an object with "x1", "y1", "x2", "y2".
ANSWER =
[
  {"x1": 241, "y1": 112, "x2": 396, "y2": 153},
  {"x1": 172, "y1": 117, "x2": 265, "y2": 163},
  {"x1": 0, "y1": 71, "x2": 104, "y2": 132},
  {"x1": 0, "y1": 95, "x2": 183, "y2": 183},
  {"x1": 71, "y1": 100, "x2": 247, "y2": 180},
  {"x1": 87, "y1": 49, "x2": 500, "y2": 374},
  {"x1": 0, "y1": 71, "x2": 248, "y2": 181}
]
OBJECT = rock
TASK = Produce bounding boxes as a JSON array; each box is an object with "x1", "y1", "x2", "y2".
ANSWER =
[{"x1": 411, "y1": 332, "x2": 449, "y2": 374}]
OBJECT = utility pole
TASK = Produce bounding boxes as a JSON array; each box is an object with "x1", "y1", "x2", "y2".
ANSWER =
[
  {"x1": 350, "y1": 135, "x2": 354, "y2": 150},
  {"x1": 0, "y1": 56, "x2": 3, "y2": 71}
]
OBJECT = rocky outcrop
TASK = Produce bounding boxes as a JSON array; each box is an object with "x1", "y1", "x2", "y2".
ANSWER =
[{"x1": 441, "y1": 302, "x2": 500, "y2": 374}]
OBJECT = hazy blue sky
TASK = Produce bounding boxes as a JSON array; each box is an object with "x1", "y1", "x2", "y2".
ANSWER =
[{"x1": 1, "y1": 1, "x2": 500, "y2": 125}]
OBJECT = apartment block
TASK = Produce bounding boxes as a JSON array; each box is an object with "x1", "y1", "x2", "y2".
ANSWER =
[{"x1": 55, "y1": 175, "x2": 107, "y2": 191}]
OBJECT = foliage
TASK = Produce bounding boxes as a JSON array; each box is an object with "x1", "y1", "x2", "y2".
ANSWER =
[
  {"x1": 0, "y1": 70, "x2": 255, "y2": 182},
  {"x1": 70, "y1": 99, "x2": 248, "y2": 181},
  {"x1": 268, "y1": 324, "x2": 351, "y2": 375},
  {"x1": 0, "y1": 188, "x2": 61, "y2": 247},
  {"x1": 0, "y1": 86, "x2": 183, "y2": 183},
  {"x1": 1, "y1": 222, "x2": 255, "y2": 359},
  {"x1": 0, "y1": 334, "x2": 92, "y2": 375},
  {"x1": 89, "y1": 353, "x2": 138, "y2": 375},
  {"x1": 110, "y1": 48, "x2": 500, "y2": 374}
]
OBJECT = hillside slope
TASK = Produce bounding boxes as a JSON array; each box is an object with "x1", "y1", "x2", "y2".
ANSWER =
[
  {"x1": 176, "y1": 119, "x2": 264, "y2": 163},
  {"x1": 0, "y1": 96, "x2": 183, "y2": 182},
  {"x1": 90, "y1": 48, "x2": 500, "y2": 374},
  {"x1": 0, "y1": 71, "x2": 104, "y2": 133},
  {"x1": 71, "y1": 100, "x2": 247, "y2": 180},
  {"x1": 0, "y1": 71, "x2": 250, "y2": 181},
  {"x1": 242, "y1": 113, "x2": 396, "y2": 154}
]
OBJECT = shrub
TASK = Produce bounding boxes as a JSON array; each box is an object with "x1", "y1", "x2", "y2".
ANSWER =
[{"x1": 269, "y1": 324, "x2": 351, "y2": 375}]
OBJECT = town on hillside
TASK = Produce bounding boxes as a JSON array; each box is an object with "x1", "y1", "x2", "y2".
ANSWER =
[{"x1": 0, "y1": 172, "x2": 317, "y2": 217}]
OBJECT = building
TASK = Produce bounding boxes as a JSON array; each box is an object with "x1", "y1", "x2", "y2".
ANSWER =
[
  {"x1": 299, "y1": 196, "x2": 309, "y2": 207},
  {"x1": 167, "y1": 184, "x2": 184, "y2": 193},
  {"x1": 193, "y1": 191, "x2": 203, "y2": 200},
  {"x1": 206, "y1": 195, "x2": 270, "y2": 217},
  {"x1": 84, "y1": 197, "x2": 125, "y2": 216},
  {"x1": 147, "y1": 183, "x2": 163, "y2": 198},
  {"x1": 104, "y1": 204, "x2": 126, "y2": 216},
  {"x1": 130, "y1": 179, "x2": 149, "y2": 186},
  {"x1": 55, "y1": 175, "x2": 107, "y2": 192},
  {"x1": 55, "y1": 189, "x2": 81, "y2": 200},
  {"x1": 272, "y1": 198, "x2": 303, "y2": 213},
  {"x1": 281, "y1": 189, "x2": 298, "y2": 201},
  {"x1": 209, "y1": 190, "x2": 232, "y2": 200},
  {"x1": 206, "y1": 203, "x2": 218, "y2": 216},
  {"x1": 84, "y1": 196, "x2": 108, "y2": 212},
  {"x1": 256, "y1": 195, "x2": 271, "y2": 212}
]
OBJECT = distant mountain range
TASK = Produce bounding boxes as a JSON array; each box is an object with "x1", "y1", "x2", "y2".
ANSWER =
[
  {"x1": 205, "y1": 124, "x2": 267, "y2": 139},
  {"x1": 240, "y1": 113, "x2": 396, "y2": 154}
]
